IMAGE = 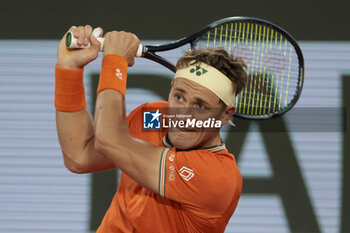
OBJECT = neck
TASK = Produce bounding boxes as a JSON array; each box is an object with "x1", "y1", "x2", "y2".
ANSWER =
[
  {"x1": 165, "y1": 131, "x2": 223, "y2": 150},
  {"x1": 200, "y1": 133, "x2": 223, "y2": 148}
]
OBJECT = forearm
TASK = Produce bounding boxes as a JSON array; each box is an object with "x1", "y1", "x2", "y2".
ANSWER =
[
  {"x1": 94, "y1": 90, "x2": 130, "y2": 161},
  {"x1": 93, "y1": 54, "x2": 130, "y2": 154}
]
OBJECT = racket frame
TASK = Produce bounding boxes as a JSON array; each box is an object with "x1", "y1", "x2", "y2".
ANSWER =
[{"x1": 139, "y1": 16, "x2": 304, "y2": 120}]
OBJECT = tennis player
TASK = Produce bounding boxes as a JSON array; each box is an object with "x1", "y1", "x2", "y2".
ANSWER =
[{"x1": 55, "y1": 25, "x2": 247, "y2": 233}]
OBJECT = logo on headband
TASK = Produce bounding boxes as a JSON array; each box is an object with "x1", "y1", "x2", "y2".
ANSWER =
[{"x1": 190, "y1": 66, "x2": 208, "y2": 76}]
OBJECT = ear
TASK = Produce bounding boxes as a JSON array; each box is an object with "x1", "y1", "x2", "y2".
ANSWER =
[
  {"x1": 171, "y1": 80, "x2": 174, "y2": 87},
  {"x1": 221, "y1": 106, "x2": 235, "y2": 125}
]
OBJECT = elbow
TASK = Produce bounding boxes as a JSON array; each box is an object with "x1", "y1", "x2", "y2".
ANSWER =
[
  {"x1": 62, "y1": 152, "x2": 89, "y2": 174},
  {"x1": 64, "y1": 161, "x2": 86, "y2": 174}
]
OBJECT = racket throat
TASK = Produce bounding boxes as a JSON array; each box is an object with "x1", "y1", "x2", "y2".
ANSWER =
[{"x1": 144, "y1": 53, "x2": 176, "y2": 72}]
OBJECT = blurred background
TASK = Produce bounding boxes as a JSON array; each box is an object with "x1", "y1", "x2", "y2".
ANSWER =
[{"x1": 0, "y1": 0, "x2": 350, "y2": 232}]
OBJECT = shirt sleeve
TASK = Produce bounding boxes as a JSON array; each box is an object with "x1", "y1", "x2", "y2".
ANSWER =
[{"x1": 158, "y1": 147, "x2": 242, "y2": 214}]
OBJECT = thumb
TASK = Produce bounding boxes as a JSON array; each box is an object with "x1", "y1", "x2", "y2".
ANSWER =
[
  {"x1": 89, "y1": 33, "x2": 101, "y2": 52},
  {"x1": 89, "y1": 27, "x2": 103, "y2": 51}
]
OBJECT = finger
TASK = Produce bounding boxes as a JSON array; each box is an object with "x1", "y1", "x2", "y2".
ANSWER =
[
  {"x1": 83, "y1": 25, "x2": 92, "y2": 46},
  {"x1": 89, "y1": 32, "x2": 101, "y2": 51},
  {"x1": 68, "y1": 26, "x2": 78, "y2": 38},
  {"x1": 77, "y1": 26, "x2": 85, "y2": 46},
  {"x1": 92, "y1": 27, "x2": 103, "y2": 38}
]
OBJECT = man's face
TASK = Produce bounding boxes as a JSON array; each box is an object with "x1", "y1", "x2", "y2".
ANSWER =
[{"x1": 167, "y1": 78, "x2": 234, "y2": 150}]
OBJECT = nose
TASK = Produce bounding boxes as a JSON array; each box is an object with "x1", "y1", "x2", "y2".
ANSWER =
[
  {"x1": 182, "y1": 105, "x2": 193, "y2": 116},
  {"x1": 171, "y1": 104, "x2": 193, "y2": 122}
]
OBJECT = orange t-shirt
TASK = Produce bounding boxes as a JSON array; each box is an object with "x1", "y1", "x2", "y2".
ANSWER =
[{"x1": 97, "y1": 101, "x2": 242, "y2": 233}]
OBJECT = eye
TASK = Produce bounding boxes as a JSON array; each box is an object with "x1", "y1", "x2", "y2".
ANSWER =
[
  {"x1": 174, "y1": 94, "x2": 183, "y2": 101},
  {"x1": 195, "y1": 103, "x2": 207, "y2": 110}
]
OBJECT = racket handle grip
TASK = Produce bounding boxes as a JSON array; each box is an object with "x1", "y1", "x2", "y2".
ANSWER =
[{"x1": 66, "y1": 31, "x2": 144, "y2": 57}]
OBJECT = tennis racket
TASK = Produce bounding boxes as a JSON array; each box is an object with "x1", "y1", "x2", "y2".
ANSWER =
[{"x1": 66, "y1": 16, "x2": 304, "y2": 120}]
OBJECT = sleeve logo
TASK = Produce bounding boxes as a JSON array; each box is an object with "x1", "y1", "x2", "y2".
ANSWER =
[
  {"x1": 179, "y1": 166, "x2": 195, "y2": 181},
  {"x1": 169, "y1": 153, "x2": 175, "y2": 162}
]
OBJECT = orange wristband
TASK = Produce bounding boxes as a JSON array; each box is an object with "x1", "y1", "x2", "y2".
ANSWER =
[
  {"x1": 54, "y1": 64, "x2": 86, "y2": 112},
  {"x1": 97, "y1": 54, "x2": 128, "y2": 97}
]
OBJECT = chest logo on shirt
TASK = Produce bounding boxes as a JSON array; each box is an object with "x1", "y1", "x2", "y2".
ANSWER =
[{"x1": 179, "y1": 166, "x2": 195, "y2": 181}]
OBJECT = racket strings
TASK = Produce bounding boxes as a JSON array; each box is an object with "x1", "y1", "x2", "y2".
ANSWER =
[{"x1": 198, "y1": 21, "x2": 300, "y2": 117}]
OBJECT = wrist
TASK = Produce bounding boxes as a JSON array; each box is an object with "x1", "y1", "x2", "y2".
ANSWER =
[
  {"x1": 97, "y1": 54, "x2": 128, "y2": 97},
  {"x1": 57, "y1": 60, "x2": 83, "y2": 70},
  {"x1": 102, "y1": 53, "x2": 127, "y2": 61},
  {"x1": 55, "y1": 64, "x2": 86, "y2": 112}
]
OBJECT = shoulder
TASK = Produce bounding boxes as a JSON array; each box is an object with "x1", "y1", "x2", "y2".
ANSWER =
[
  {"x1": 165, "y1": 148, "x2": 242, "y2": 213},
  {"x1": 172, "y1": 148, "x2": 242, "y2": 193}
]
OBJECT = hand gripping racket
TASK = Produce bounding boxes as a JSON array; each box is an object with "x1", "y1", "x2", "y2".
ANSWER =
[{"x1": 66, "y1": 17, "x2": 304, "y2": 120}]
